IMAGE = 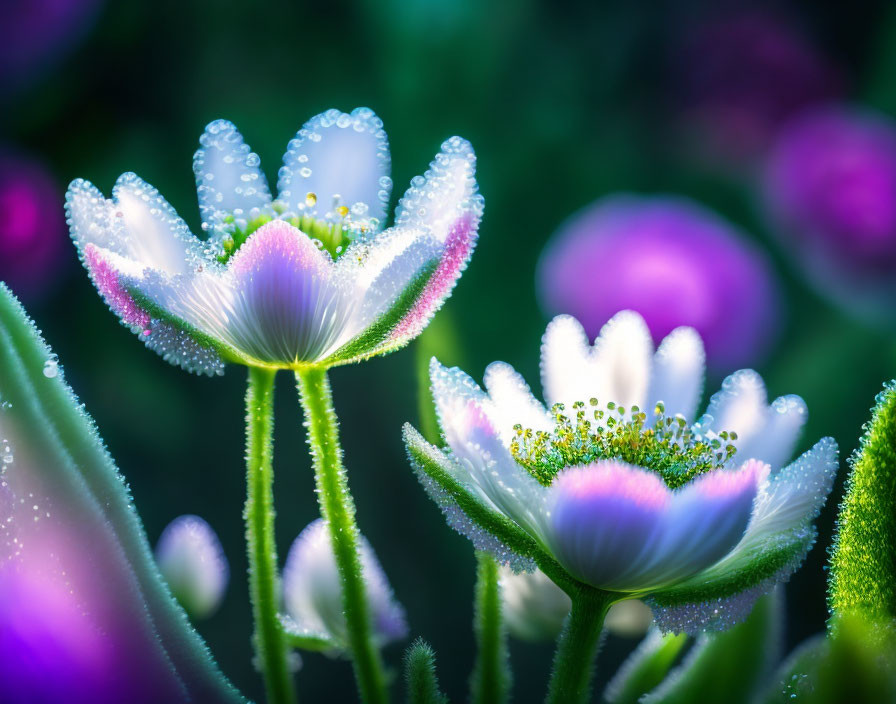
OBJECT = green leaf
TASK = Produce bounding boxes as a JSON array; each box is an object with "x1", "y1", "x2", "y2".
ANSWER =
[
  {"x1": 0, "y1": 284, "x2": 245, "y2": 702},
  {"x1": 603, "y1": 630, "x2": 688, "y2": 704},
  {"x1": 829, "y1": 382, "x2": 896, "y2": 619},
  {"x1": 640, "y1": 591, "x2": 781, "y2": 704},
  {"x1": 405, "y1": 638, "x2": 449, "y2": 704}
]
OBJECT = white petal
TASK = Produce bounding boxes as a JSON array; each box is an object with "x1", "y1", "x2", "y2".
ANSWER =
[
  {"x1": 702, "y1": 369, "x2": 769, "y2": 448},
  {"x1": 278, "y1": 107, "x2": 391, "y2": 228},
  {"x1": 155, "y1": 515, "x2": 229, "y2": 619},
  {"x1": 648, "y1": 326, "x2": 705, "y2": 422},
  {"x1": 702, "y1": 370, "x2": 807, "y2": 469},
  {"x1": 500, "y1": 566, "x2": 570, "y2": 642},
  {"x1": 482, "y1": 361, "x2": 553, "y2": 444},
  {"x1": 282, "y1": 519, "x2": 406, "y2": 648},
  {"x1": 395, "y1": 136, "x2": 483, "y2": 243},
  {"x1": 193, "y1": 119, "x2": 273, "y2": 235},
  {"x1": 540, "y1": 312, "x2": 653, "y2": 412},
  {"x1": 66, "y1": 175, "x2": 203, "y2": 276},
  {"x1": 430, "y1": 359, "x2": 548, "y2": 536}
]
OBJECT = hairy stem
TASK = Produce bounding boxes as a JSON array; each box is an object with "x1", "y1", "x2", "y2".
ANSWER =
[
  {"x1": 244, "y1": 367, "x2": 296, "y2": 704},
  {"x1": 546, "y1": 588, "x2": 613, "y2": 704},
  {"x1": 471, "y1": 552, "x2": 510, "y2": 704},
  {"x1": 295, "y1": 367, "x2": 388, "y2": 704}
]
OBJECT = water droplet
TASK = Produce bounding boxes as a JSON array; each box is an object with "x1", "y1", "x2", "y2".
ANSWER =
[{"x1": 43, "y1": 356, "x2": 59, "y2": 379}]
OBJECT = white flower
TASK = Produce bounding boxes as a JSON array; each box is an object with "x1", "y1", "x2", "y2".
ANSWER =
[
  {"x1": 405, "y1": 311, "x2": 838, "y2": 633},
  {"x1": 155, "y1": 515, "x2": 229, "y2": 619},
  {"x1": 66, "y1": 108, "x2": 483, "y2": 375},
  {"x1": 281, "y1": 519, "x2": 407, "y2": 652}
]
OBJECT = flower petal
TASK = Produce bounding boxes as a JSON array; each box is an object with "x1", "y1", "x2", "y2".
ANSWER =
[
  {"x1": 430, "y1": 359, "x2": 548, "y2": 536},
  {"x1": 395, "y1": 136, "x2": 483, "y2": 243},
  {"x1": 155, "y1": 515, "x2": 229, "y2": 620},
  {"x1": 282, "y1": 519, "x2": 407, "y2": 650},
  {"x1": 647, "y1": 438, "x2": 837, "y2": 633},
  {"x1": 702, "y1": 370, "x2": 807, "y2": 468},
  {"x1": 278, "y1": 107, "x2": 391, "y2": 228},
  {"x1": 482, "y1": 361, "x2": 553, "y2": 443},
  {"x1": 541, "y1": 311, "x2": 653, "y2": 413},
  {"x1": 193, "y1": 119, "x2": 273, "y2": 236},
  {"x1": 545, "y1": 460, "x2": 762, "y2": 591},
  {"x1": 67, "y1": 174, "x2": 204, "y2": 276},
  {"x1": 133, "y1": 221, "x2": 356, "y2": 366},
  {"x1": 648, "y1": 326, "x2": 705, "y2": 422}
]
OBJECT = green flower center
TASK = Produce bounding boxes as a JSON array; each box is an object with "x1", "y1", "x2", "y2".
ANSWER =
[
  {"x1": 216, "y1": 193, "x2": 375, "y2": 263},
  {"x1": 509, "y1": 400, "x2": 738, "y2": 489}
]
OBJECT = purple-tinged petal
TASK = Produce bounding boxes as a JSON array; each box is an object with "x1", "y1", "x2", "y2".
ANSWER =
[
  {"x1": 430, "y1": 359, "x2": 548, "y2": 536},
  {"x1": 156, "y1": 515, "x2": 229, "y2": 620},
  {"x1": 83, "y1": 243, "x2": 151, "y2": 331},
  {"x1": 546, "y1": 460, "x2": 763, "y2": 591},
  {"x1": 194, "y1": 119, "x2": 273, "y2": 236},
  {"x1": 388, "y1": 212, "x2": 478, "y2": 345},
  {"x1": 278, "y1": 108, "x2": 391, "y2": 229},
  {"x1": 282, "y1": 519, "x2": 407, "y2": 650},
  {"x1": 224, "y1": 219, "x2": 355, "y2": 364}
]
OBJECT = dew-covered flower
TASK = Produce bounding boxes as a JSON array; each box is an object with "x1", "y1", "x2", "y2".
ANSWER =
[
  {"x1": 537, "y1": 195, "x2": 779, "y2": 371},
  {"x1": 156, "y1": 514, "x2": 229, "y2": 620},
  {"x1": 281, "y1": 519, "x2": 407, "y2": 652},
  {"x1": 0, "y1": 284, "x2": 242, "y2": 704},
  {"x1": 500, "y1": 566, "x2": 652, "y2": 641},
  {"x1": 0, "y1": 149, "x2": 69, "y2": 300},
  {"x1": 405, "y1": 311, "x2": 838, "y2": 633},
  {"x1": 66, "y1": 108, "x2": 483, "y2": 375},
  {"x1": 763, "y1": 106, "x2": 896, "y2": 324}
]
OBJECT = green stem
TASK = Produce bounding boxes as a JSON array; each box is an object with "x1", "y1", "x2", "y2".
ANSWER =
[
  {"x1": 471, "y1": 553, "x2": 510, "y2": 704},
  {"x1": 244, "y1": 367, "x2": 296, "y2": 704},
  {"x1": 295, "y1": 367, "x2": 388, "y2": 704},
  {"x1": 545, "y1": 588, "x2": 613, "y2": 704}
]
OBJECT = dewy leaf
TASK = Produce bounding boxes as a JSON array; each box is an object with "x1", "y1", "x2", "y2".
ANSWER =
[
  {"x1": 829, "y1": 381, "x2": 896, "y2": 619},
  {"x1": 0, "y1": 284, "x2": 245, "y2": 704},
  {"x1": 603, "y1": 629, "x2": 688, "y2": 704},
  {"x1": 640, "y1": 591, "x2": 781, "y2": 704}
]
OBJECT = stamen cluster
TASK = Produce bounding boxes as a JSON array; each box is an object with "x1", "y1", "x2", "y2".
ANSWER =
[{"x1": 510, "y1": 400, "x2": 738, "y2": 489}]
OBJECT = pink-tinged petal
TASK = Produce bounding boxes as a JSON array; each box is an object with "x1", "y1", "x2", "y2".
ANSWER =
[
  {"x1": 546, "y1": 460, "x2": 762, "y2": 591},
  {"x1": 278, "y1": 108, "x2": 391, "y2": 229},
  {"x1": 389, "y1": 212, "x2": 477, "y2": 344},
  {"x1": 83, "y1": 243, "x2": 151, "y2": 331},
  {"x1": 224, "y1": 220, "x2": 356, "y2": 364},
  {"x1": 193, "y1": 119, "x2": 273, "y2": 235},
  {"x1": 395, "y1": 136, "x2": 483, "y2": 243},
  {"x1": 430, "y1": 359, "x2": 547, "y2": 535}
]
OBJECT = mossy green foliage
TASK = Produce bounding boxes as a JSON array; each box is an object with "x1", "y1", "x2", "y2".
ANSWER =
[
  {"x1": 511, "y1": 401, "x2": 737, "y2": 489},
  {"x1": 829, "y1": 382, "x2": 896, "y2": 619},
  {"x1": 640, "y1": 592, "x2": 779, "y2": 704},
  {"x1": 758, "y1": 613, "x2": 896, "y2": 704},
  {"x1": 404, "y1": 639, "x2": 448, "y2": 704}
]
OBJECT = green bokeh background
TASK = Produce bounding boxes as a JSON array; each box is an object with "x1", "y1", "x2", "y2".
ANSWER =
[{"x1": 6, "y1": 0, "x2": 896, "y2": 700}]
